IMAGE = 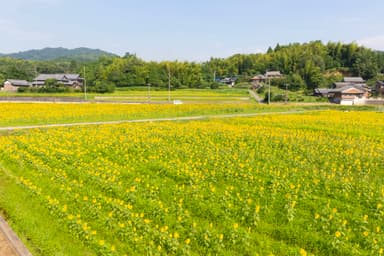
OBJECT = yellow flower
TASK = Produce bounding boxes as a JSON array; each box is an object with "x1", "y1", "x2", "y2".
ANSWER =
[
  {"x1": 335, "y1": 231, "x2": 341, "y2": 238},
  {"x1": 185, "y1": 238, "x2": 191, "y2": 245},
  {"x1": 299, "y1": 248, "x2": 307, "y2": 256},
  {"x1": 99, "y1": 240, "x2": 105, "y2": 246},
  {"x1": 233, "y1": 223, "x2": 239, "y2": 229},
  {"x1": 314, "y1": 213, "x2": 320, "y2": 220},
  {"x1": 363, "y1": 231, "x2": 369, "y2": 237}
]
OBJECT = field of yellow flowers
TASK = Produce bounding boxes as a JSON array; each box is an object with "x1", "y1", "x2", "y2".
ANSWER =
[
  {"x1": 0, "y1": 102, "x2": 264, "y2": 127},
  {"x1": 0, "y1": 109, "x2": 383, "y2": 255}
]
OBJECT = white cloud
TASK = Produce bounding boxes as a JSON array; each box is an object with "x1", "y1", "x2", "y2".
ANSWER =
[{"x1": 357, "y1": 35, "x2": 384, "y2": 51}]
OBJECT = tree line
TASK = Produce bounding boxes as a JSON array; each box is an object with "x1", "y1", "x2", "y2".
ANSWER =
[{"x1": 1, "y1": 41, "x2": 384, "y2": 93}]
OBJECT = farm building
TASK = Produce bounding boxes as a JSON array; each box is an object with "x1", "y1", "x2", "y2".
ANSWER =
[
  {"x1": 328, "y1": 86, "x2": 367, "y2": 105},
  {"x1": 314, "y1": 76, "x2": 371, "y2": 104},
  {"x1": 33, "y1": 74, "x2": 83, "y2": 88},
  {"x1": 251, "y1": 71, "x2": 283, "y2": 85},
  {"x1": 313, "y1": 88, "x2": 330, "y2": 97},
  {"x1": 265, "y1": 71, "x2": 283, "y2": 79},
  {"x1": 2, "y1": 79, "x2": 31, "y2": 92},
  {"x1": 250, "y1": 74, "x2": 266, "y2": 83}
]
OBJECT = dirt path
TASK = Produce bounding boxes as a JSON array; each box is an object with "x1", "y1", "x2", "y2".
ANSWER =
[
  {"x1": 0, "y1": 110, "x2": 314, "y2": 132},
  {"x1": 0, "y1": 230, "x2": 18, "y2": 256},
  {"x1": 248, "y1": 89, "x2": 264, "y2": 103},
  {"x1": 0, "y1": 216, "x2": 32, "y2": 256}
]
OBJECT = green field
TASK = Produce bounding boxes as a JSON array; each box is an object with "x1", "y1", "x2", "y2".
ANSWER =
[
  {"x1": 0, "y1": 106, "x2": 383, "y2": 255},
  {"x1": 0, "y1": 88, "x2": 252, "y2": 103}
]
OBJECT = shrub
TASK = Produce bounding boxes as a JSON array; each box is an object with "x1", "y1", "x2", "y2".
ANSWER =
[{"x1": 93, "y1": 80, "x2": 116, "y2": 93}]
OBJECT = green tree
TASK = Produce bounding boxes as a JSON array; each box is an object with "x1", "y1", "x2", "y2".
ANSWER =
[{"x1": 352, "y1": 48, "x2": 379, "y2": 79}]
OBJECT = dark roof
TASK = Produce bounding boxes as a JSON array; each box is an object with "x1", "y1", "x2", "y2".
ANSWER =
[
  {"x1": 329, "y1": 86, "x2": 365, "y2": 93},
  {"x1": 333, "y1": 82, "x2": 368, "y2": 90},
  {"x1": 5, "y1": 79, "x2": 31, "y2": 87},
  {"x1": 343, "y1": 77, "x2": 365, "y2": 83},
  {"x1": 35, "y1": 74, "x2": 80, "y2": 81},
  {"x1": 334, "y1": 82, "x2": 351, "y2": 88},
  {"x1": 251, "y1": 74, "x2": 266, "y2": 80},
  {"x1": 265, "y1": 71, "x2": 282, "y2": 77},
  {"x1": 314, "y1": 88, "x2": 330, "y2": 94}
]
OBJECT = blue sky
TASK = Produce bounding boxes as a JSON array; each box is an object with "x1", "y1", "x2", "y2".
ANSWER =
[{"x1": 1, "y1": 0, "x2": 384, "y2": 61}]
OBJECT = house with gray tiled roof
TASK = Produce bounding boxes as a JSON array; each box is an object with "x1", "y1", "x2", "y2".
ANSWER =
[{"x1": 33, "y1": 74, "x2": 83, "y2": 88}]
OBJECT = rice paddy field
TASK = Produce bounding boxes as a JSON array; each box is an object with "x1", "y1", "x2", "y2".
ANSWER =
[{"x1": 0, "y1": 103, "x2": 383, "y2": 255}]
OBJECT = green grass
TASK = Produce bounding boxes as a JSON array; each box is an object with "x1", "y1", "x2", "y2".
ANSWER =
[
  {"x1": 256, "y1": 85, "x2": 325, "y2": 103},
  {"x1": 0, "y1": 161, "x2": 93, "y2": 256},
  {"x1": 0, "y1": 88, "x2": 250, "y2": 103}
]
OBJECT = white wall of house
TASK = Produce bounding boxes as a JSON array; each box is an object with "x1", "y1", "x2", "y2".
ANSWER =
[{"x1": 2, "y1": 81, "x2": 18, "y2": 92}]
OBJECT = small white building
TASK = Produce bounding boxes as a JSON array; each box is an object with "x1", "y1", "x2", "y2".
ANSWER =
[{"x1": 2, "y1": 79, "x2": 31, "y2": 92}]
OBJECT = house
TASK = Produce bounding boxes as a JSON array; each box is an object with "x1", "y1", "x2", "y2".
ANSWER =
[
  {"x1": 33, "y1": 74, "x2": 83, "y2": 88},
  {"x1": 250, "y1": 74, "x2": 266, "y2": 83},
  {"x1": 265, "y1": 71, "x2": 283, "y2": 79},
  {"x1": 313, "y1": 88, "x2": 330, "y2": 97},
  {"x1": 314, "y1": 76, "x2": 371, "y2": 104},
  {"x1": 375, "y1": 81, "x2": 384, "y2": 96},
  {"x1": 2, "y1": 79, "x2": 31, "y2": 92},
  {"x1": 331, "y1": 77, "x2": 367, "y2": 89},
  {"x1": 328, "y1": 86, "x2": 367, "y2": 104},
  {"x1": 343, "y1": 77, "x2": 365, "y2": 84},
  {"x1": 329, "y1": 77, "x2": 370, "y2": 103},
  {"x1": 218, "y1": 77, "x2": 237, "y2": 87},
  {"x1": 251, "y1": 71, "x2": 283, "y2": 84}
]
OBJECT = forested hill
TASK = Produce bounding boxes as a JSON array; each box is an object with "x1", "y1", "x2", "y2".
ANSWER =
[
  {"x1": 0, "y1": 47, "x2": 117, "y2": 62},
  {"x1": 1, "y1": 41, "x2": 384, "y2": 92}
]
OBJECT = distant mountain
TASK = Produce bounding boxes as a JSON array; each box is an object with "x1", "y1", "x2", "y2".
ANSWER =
[{"x1": 0, "y1": 47, "x2": 118, "y2": 62}]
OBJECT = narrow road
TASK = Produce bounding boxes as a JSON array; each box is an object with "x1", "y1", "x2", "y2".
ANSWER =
[
  {"x1": 248, "y1": 89, "x2": 264, "y2": 103},
  {"x1": 0, "y1": 216, "x2": 32, "y2": 256},
  {"x1": 0, "y1": 110, "x2": 316, "y2": 132}
]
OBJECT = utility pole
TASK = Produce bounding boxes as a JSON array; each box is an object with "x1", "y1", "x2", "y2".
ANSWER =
[
  {"x1": 268, "y1": 77, "x2": 271, "y2": 104},
  {"x1": 168, "y1": 65, "x2": 171, "y2": 103},
  {"x1": 33, "y1": 65, "x2": 38, "y2": 87},
  {"x1": 285, "y1": 83, "x2": 289, "y2": 104},
  {"x1": 83, "y1": 66, "x2": 87, "y2": 100},
  {"x1": 213, "y1": 70, "x2": 216, "y2": 82},
  {"x1": 146, "y1": 77, "x2": 151, "y2": 103}
]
